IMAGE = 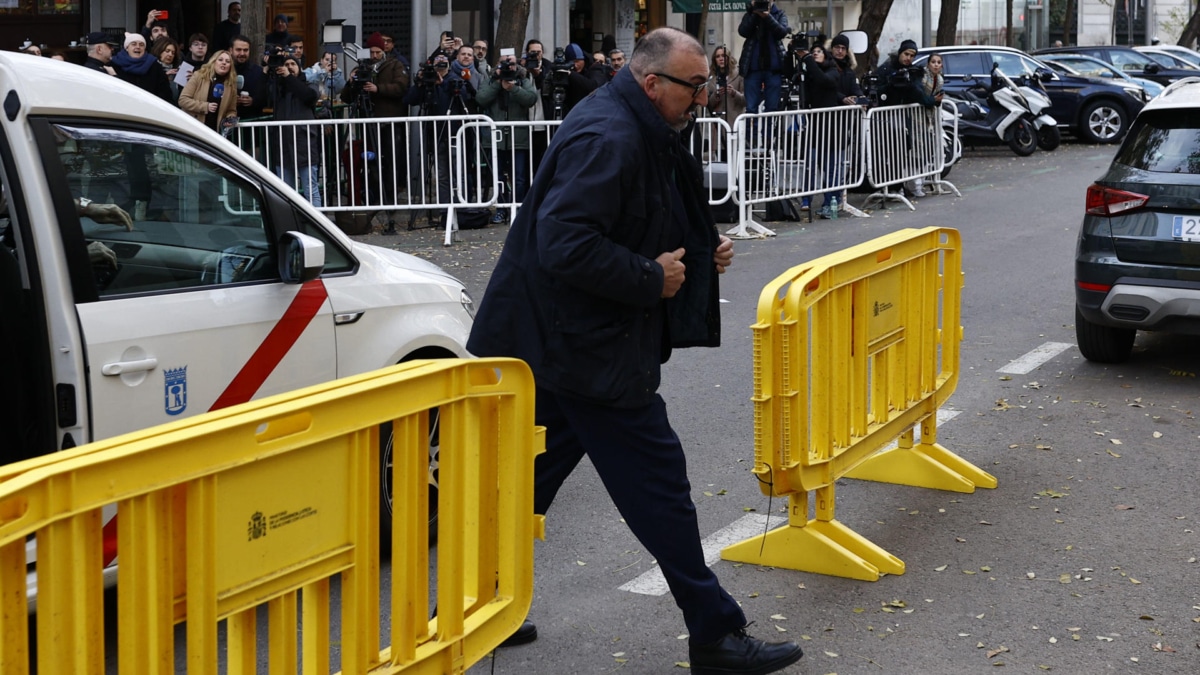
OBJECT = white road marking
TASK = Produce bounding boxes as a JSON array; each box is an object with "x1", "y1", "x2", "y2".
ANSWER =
[
  {"x1": 997, "y1": 342, "x2": 1074, "y2": 375},
  {"x1": 619, "y1": 406, "x2": 965, "y2": 595},
  {"x1": 619, "y1": 514, "x2": 785, "y2": 596}
]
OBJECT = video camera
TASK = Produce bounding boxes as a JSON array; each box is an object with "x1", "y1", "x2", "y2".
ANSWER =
[
  {"x1": 786, "y1": 29, "x2": 822, "y2": 55},
  {"x1": 549, "y1": 47, "x2": 572, "y2": 88},
  {"x1": 890, "y1": 64, "x2": 926, "y2": 85},
  {"x1": 524, "y1": 51, "x2": 542, "y2": 72},
  {"x1": 749, "y1": 0, "x2": 770, "y2": 11},
  {"x1": 496, "y1": 60, "x2": 521, "y2": 82},
  {"x1": 266, "y1": 44, "x2": 296, "y2": 70},
  {"x1": 352, "y1": 57, "x2": 380, "y2": 84},
  {"x1": 417, "y1": 59, "x2": 443, "y2": 86}
]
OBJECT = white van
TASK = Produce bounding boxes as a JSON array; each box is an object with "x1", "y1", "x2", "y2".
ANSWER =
[{"x1": 0, "y1": 54, "x2": 472, "y2": 587}]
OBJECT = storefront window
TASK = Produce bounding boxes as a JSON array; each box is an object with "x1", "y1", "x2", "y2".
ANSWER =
[{"x1": 0, "y1": 0, "x2": 82, "y2": 15}]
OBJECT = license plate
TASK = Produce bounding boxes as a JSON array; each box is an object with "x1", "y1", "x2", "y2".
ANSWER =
[{"x1": 1172, "y1": 215, "x2": 1200, "y2": 242}]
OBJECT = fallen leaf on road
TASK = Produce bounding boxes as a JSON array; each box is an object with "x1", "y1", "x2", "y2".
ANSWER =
[
  {"x1": 1110, "y1": 438, "x2": 1123, "y2": 445},
  {"x1": 1116, "y1": 505, "x2": 1134, "y2": 510},
  {"x1": 987, "y1": 646, "x2": 1009, "y2": 658}
]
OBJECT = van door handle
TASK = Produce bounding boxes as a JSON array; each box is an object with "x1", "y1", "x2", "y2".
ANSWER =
[{"x1": 101, "y1": 357, "x2": 158, "y2": 376}]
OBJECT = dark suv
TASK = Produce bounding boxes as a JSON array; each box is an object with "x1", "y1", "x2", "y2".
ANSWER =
[
  {"x1": 915, "y1": 45, "x2": 1146, "y2": 143},
  {"x1": 1074, "y1": 77, "x2": 1200, "y2": 362},
  {"x1": 1033, "y1": 46, "x2": 1197, "y2": 86}
]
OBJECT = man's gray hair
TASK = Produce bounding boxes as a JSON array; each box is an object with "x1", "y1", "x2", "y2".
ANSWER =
[{"x1": 629, "y1": 27, "x2": 705, "y2": 79}]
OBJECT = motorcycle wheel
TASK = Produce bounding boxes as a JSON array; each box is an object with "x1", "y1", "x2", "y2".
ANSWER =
[
  {"x1": 1037, "y1": 124, "x2": 1062, "y2": 151},
  {"x1": 1006, "y1": 118, "x2": 1037, "y2": 157}
]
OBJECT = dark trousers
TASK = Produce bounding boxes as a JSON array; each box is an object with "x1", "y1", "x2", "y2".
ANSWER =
[{"x1": 534, "y1": 388, "x2": 746, "y2": 644}]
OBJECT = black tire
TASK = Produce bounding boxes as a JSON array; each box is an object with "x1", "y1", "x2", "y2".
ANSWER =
[
  {"x1": 1037, "y1": 124, "x2": 1062, "y2": 151},
  {"x1": 1077, "y1": 99, "x2": 1128, "y2": 144},
  {"x1": 380, "y1": 407, "x2": 440, "y2": 553},
  {"x1": 941, "y1": 132, "x2": 961, "y2": 178},
  {"x1": 1075, "y1": 305, "x2": 1135, "y2": 363},
  {"x1": 1006, "y1": 118, "x2": 1037, "y2": 156}
]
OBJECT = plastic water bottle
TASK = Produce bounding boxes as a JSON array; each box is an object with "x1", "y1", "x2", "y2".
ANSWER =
[
  {"x1": 362, "y1": 150, "x2": 376, "y2": 161},
  {"x1": 830, "y1": 196, "x2": 839, "y2": 220}
]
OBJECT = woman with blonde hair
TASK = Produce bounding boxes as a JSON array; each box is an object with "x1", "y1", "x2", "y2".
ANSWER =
[{"x1": 178, "y1": 50, "x2": 238, "y2": 133}]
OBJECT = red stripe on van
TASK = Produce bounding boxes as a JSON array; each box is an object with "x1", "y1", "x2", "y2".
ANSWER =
[{"x1": 208, "y1": 279, "x2": 329, "y2": 412}]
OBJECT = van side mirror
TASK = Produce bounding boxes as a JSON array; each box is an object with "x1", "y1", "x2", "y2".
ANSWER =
[
  {"x1": 279, "y1": 231, "x2": 325, "y2": 284},
  {"x1": 1144, "y1": 62, "x2": 1161, "y2": 74}
]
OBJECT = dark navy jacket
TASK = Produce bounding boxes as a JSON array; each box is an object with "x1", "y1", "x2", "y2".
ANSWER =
[
  {"x1": 466, "y1": 66, "x2": 722, "y2": 408},
  {"x1": 737, "y1": 6, "x2": 789, "y2": 76}
]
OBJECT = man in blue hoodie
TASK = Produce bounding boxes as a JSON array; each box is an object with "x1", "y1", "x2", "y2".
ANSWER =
[
  {"x1": 466, "y1": 27, "x2": 804, "y2": 675},
  {"x1": 738, "y1": 0, "x2": 789, "y2": 114}
]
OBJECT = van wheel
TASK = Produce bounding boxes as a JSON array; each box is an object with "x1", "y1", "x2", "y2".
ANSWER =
[
  {"x1": 1006, "y1": 118, "x2": 1038, "y2": 156},
  {"x1": 1079, "y1": 101, "x2": 1126, "y2": 144},
  {"x1": 379, "y1": 408, "x2": 440, "y2": 553},
  {"x1": 1037, "y1": 124, "x2": 1061, "y2": 151},
  {"x1": 1075, "y1": 306, "x2": 1135, "y2": 363}
]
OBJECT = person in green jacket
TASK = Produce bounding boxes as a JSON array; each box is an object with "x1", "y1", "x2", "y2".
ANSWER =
[{"x1": 475, "y1": 53, "x2": 539, "y2": 222}]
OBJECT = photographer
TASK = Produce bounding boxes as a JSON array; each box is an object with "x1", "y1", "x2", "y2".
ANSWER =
[
  {"x1": 737, "y1": 0, "x2": 789, "y2": 114},
  {"x1": 476, "y1": 53, "x2": 538, "y2": 217},
  {"x1": 268, "y1": 56, "x2": 322, "y2": 206},
  {"x1": 402, "y1": 53, "x2": 477, "y2": 220},
  {"x1": 542, "y1": 44, "x2": 597, "y2": 121},
  {"x1": 340, "y1": 32, "x2": 411, "y2": 229},
  {"x1": 871, "y1": 39, "x2": 931, "y2": 107}
]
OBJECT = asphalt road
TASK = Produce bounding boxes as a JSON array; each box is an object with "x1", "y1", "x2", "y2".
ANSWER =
[{"x1": 347, "y1": 142, "x2": 1200, "y2": 675}]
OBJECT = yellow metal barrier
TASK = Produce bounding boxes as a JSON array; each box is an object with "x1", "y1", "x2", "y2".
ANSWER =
[
  {"x1": 0, "y1": 358, "x2": 543, "y2": 675},
  {"x1": 722, "y1": 227, "x2": 995, "y2": 581}
]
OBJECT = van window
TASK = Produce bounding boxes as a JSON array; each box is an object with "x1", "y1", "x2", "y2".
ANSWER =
[{"x1": 48, "y1": 124, "x2": 277, "y2": 297}]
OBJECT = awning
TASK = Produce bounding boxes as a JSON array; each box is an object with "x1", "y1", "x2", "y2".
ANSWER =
[{"x1": 671, "y1": 0, "x2": 749, "y2": 13}]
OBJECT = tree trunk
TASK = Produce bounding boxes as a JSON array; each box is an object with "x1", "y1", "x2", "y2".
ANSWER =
[
  {"x1": 496, "y1": 0, "x2": 532, "y2": 56},
  {"x1": 1179, "y1": 8, "x2": 1200, "y2": 49},
  {"x1": 698, "y1": 5, "x2": 709, "y2": 44},
  {"x1": 936, "y1": 0, "x2": 960, "y2": 46},
  {"x1": 856, "y1": 0, "x2": 898, "y2": 76},
  {"x1": 242, "y1": 0, "x2": 264, "y2": 57},
  {"x1": 1063, "y1": 0, "x2": 1076, "y2": 45}
]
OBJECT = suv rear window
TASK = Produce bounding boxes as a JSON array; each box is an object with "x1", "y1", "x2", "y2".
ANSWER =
[{"x1": 1114, "y1": 110, "x2": 1200, "y2": 174}]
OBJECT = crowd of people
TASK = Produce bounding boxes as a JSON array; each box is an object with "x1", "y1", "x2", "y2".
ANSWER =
[{"x1": 11, "y1": 0, "x2": 942, "y2": 220}]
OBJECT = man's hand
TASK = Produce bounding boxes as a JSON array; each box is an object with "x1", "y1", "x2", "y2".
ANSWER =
[
  {"x1": 501, "y1": 79, "x2": 515, "y2": 91},
  {"x1": 713, "y1": 235, "x2": 733, "y2": 274},
  {"x1": 79, "y1": 200, "x2": 134, "y2": 231},
  {"x1": 87, "y1": 241, "x2": 118, "y2": 268},
  {"x1": 145, "y1": 9, "x2": 161, "y2": 29},
  {"x1": 657, "y1": 248, "x2": 686, "y2": 298},
  {"x1": 274, "y1": 66, "x2": 288, "y2": 77},
  {"x1": 237, "y1": 93, "x2": 252, "y2": 106},
  {"x1": 363, "y1": 82, "x2": 378, "y2": 93}
]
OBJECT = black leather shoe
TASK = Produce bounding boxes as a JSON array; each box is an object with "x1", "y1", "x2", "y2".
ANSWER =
[
  {"x1": 689, "y1": 627, "x2": 803, "y2": 675},
  {"x1": 497, "y1": 619, "x2": 537, "y2": 648}
]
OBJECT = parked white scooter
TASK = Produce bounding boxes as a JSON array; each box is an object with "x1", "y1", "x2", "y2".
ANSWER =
[
  {"x1": 944, "y1": 63, "x2": 1055, "y2": 157},
  {"x1": 1014, "y1": 67, "x2": 1060, "y2": 151}
]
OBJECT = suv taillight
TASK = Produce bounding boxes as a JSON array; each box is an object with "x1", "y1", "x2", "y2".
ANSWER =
[{"x1": 1085, "y1": 184, "x2": 1149, "y2": 216}]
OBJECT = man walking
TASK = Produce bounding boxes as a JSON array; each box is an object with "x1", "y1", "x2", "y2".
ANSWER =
[{"x1": 466, "y1": 26, "x2": 804, "y2": 675}]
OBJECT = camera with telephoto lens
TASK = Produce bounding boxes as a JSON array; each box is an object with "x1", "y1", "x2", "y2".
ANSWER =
[
  {"x1": 525, "y1": 52, "x2": 542, "y2": 72},
  {"x1": 750, "y1": 0, "x2": 770, "y2": 11},
  {"x1": 496, "y1": 59, "x2": 521, "y2": 82},
  {"x1": 266, "y1": 44, "x2": 295, "y2": 70}
]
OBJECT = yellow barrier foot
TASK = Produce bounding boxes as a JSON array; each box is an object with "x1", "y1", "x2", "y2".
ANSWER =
[
  {"x1": 845, "y1": 442, "x2": 997, "y2": 493},
  {"x1": 721, "y1": 519, "x2": 905, "y2": 581}
]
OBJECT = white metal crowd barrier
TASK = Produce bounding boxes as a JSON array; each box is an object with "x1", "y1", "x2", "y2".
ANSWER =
[
  {"x1": 233, "y1": 104, "x2": 952, "y2": 244},
  {"x1": 861, "y1": 103, "x2": 947, "y2": 211},
  {"x1": 728, "y1": 106, "x2": 869, "y2": 238}
]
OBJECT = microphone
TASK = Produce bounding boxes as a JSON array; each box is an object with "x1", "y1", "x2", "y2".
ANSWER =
[
  {"x1": 236, "y1": 74, "x2": 245, "y2": 96},
  {"x1": 212, "y1": 83, "x2": 224, "y2": 98}
]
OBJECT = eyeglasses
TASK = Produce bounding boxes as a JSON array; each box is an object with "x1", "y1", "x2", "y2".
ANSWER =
[
  {"x1": 474, "y1": 45, "x2": 487, "y2": 51},
  {"x1": 652, "y1": 72, "x2": 710, "y2": 97}
]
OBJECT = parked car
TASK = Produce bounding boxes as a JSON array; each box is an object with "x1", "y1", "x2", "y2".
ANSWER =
[
  {"x1": 1032, "y1": 45, "x2": 1196, "y2": 86},
  {"x1": 1135, "y1": 44, "x2": 1200, "y2": 69},
  {"x1": 1074, "y1": 76, "x2": 1200, "y2": 362},
  {"x1": 1133, "y1": 47, "x2": 1200, "y2": 70},
  {"x1": 915, "y1": 45, "x2": 1146, "y2": 143},
  {"x1": 1038, "y1": 53, "x2": 1163, "y2": 99}
]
